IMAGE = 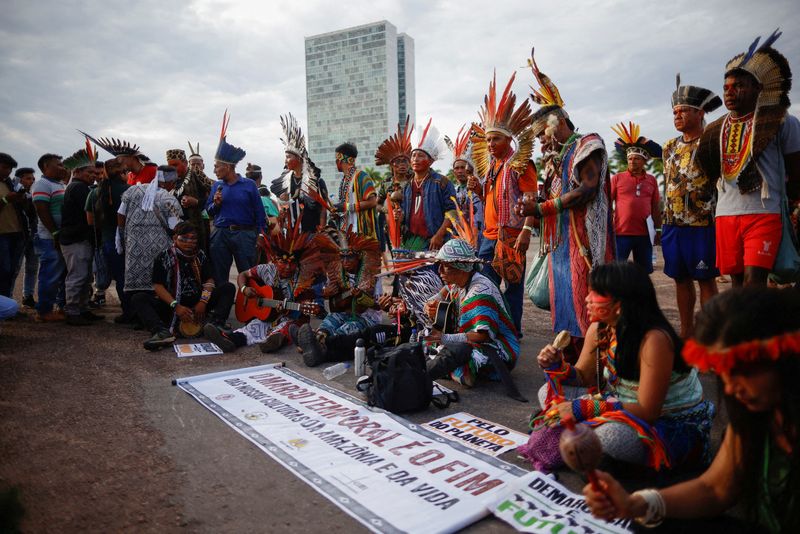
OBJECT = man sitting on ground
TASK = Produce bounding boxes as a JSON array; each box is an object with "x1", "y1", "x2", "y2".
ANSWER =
[
  {"x1": 204, "y1": 229, "x2": 327, "y2": 353},
  {"x1": 424, "y1": 239, "x2": 519, "y2": 387},
  {"x1": 132, "y1": 222, "x2": 235, "y2": 351}
]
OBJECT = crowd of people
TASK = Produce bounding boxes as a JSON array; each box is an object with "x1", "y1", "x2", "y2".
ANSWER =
[{"x1": 1, "y1": 33, "x2": 799, "y2": 531}]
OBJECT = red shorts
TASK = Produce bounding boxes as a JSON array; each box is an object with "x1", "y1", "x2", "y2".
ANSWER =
[{"x1": 715, "y1": 214, "x2": 782, "y2": 274}]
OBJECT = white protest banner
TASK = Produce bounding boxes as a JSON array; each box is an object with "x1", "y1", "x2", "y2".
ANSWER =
[
  {"x1": 423, "y1": 412, "x2": 528, "y2": 457},
  {"x1": 176, "y1": 364, "x2": 527, "y2": 534},
  {"x1": 174, "y1": 342, "x2": 223, "y2": 358},
  {"x1": 492, "y1": 471, "x2": 632, "y2": 533}
]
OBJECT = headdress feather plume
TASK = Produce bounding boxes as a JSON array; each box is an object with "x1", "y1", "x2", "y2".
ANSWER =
[
  {"x1": 612, "y1": 120, "x2": 661, "y2": 160},
  {"x1": 527, "y1": 47, "x2": 564, "y2": 108},
  {"x1": 413, "y1": 118, "x2": 447, "y2": 161},
  {"x1": 78, "y1": 129, "x2": 145, "y2": 158},
  {"x1": 725, "y1": 28, "x2": 791, "y2": 109},
  {"x1": 472, "y1": 69, "x2": 534, "y2": 177},
  {"x1": 214, "y1": 109, "x2": 246, "y2": 164},
  {"x1": 375, "y1": 115, "x2": 414, "y2": 166}
]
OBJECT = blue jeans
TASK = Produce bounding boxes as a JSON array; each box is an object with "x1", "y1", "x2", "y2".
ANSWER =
[
  {"x1": 93, "y1": 244, "x2": 111, "y2": 292},
  {"x1": 34, "y1": 235, "x2": 66, "y2": 314},
  {"x1": 209, "y1": 228, "x2": 257, "y2": 285},
  {"x1": 616, "y1": 234, "x2": 653, "y2": 273},
  {"x1": 103, "y1": 239, "x2": 131, "y2": 315},
  {"x1": 22, "y1": 237, "x2": 39, "y2": 298},
  {"x1": 478, "y1": 237, "x2": 524, "y2": 334},
  {"x1": 0, "y1": 295, "x2": 18, "y2": 321},
  {"x1": 0, "y1": 233, "x2": 25, "y2": 297},
  {"x1": 319, "y1": 312, "x2": 379, "y2": 336}
]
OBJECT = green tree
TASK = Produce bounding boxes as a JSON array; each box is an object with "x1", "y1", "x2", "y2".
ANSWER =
[{"x1": 362, "y1": 166, "x2": 382, "y2": 181}]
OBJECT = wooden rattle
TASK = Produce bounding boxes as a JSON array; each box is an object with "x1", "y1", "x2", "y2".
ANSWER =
[{"x1": 559, "y1": 415, "x2": 603, "y2": 491}]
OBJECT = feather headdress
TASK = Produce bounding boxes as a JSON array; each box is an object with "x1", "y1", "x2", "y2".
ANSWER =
[
  {"x1": 672, "y1": 74, "x2": 723, "y2": 113},
  {"x1": 725, "y1": 29, "x2": 791, "y2": 109},
  {"x1": 322, "y1": 227, "x2": 381, "y2": 294},
  {"x1": 611, "y1": 121, "x2": 662, "y2": 160},
  {"x1": 444, "y1": 125, "x2": 473, "y2": 167},
  {"x1": 187, "y1": 141, "x2": 203, "y2": 161},
  {"x1": 375, "y1": 115, "x2": 414, "y2": 166},
  {"x1": 471, "y1": 71, "x2": 534, "y2": 177},
  {"x1": 63, "y1": 139, "x2": 98, "y2": 170},
  {"x1": 214, "y1": 110, "x2": 246, "y2": 165},
  {"x1": 280, "y1": 113, "x2": 306, "y2": 158},
  {"x1": 527, "y1": 47, "x2": 570, "y2": 137},
  {"x1": 78, "y1": 130, "x2": 146, "y2": 159},
  {"x1": 413, "y1": 118, "x2": 447, "y2": 161}
]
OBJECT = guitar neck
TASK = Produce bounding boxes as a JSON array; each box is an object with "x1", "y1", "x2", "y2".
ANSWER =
[{"x1": 257, "y1": 298, "x2": 303, "y2": 312}]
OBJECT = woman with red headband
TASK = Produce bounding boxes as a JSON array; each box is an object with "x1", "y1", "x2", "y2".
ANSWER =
[
  {"x1": 584, "y1": 287, "x2": 800, "y2": 531},
  {"x1": 533, "y1": 261, "x2": 714, "y2": 472}
]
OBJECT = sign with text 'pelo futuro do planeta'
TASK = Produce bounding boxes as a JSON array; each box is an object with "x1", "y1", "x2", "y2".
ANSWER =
[
  {"x1": 423, "y1": 412, "x2": 529, "y2": 457},
  {"x1": 175, "y1": 364, "x2": 527, "y2": 534}
]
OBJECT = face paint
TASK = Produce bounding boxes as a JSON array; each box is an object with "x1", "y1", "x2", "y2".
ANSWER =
[{"x1": 586, "y1": 290, "x2": 615, "y2": 323}]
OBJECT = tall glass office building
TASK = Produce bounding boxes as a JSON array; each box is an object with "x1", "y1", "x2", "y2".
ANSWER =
[{"x1": 305, "y1": 21, "x2": 415, "y2": 194}]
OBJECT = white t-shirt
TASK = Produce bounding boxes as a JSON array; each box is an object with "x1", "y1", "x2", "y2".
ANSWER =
[{"x1": 716, "y1": 114, "x2": 800, "y2": 217}]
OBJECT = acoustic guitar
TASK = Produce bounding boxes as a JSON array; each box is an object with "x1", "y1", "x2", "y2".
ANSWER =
[
  {"x1": 432, "y1": 300, "x2": 457, "y2": 333},
  {"x1": 235, "y1": 280, "x2": 319, "y2": 323}
]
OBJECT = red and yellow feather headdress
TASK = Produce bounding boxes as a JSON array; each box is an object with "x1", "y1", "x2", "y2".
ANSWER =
[{"x1": 471, "y1": 71, "x2": 534, "y2": 177}]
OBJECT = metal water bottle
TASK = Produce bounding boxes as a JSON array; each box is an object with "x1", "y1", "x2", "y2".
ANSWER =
[{"x1": 354, "y1": 338, "x2": 366, "y2": 376}]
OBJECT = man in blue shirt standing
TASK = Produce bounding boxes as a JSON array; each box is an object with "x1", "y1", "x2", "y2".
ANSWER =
[{"x1": 205, "y1": 112, "x2": 265, "y2": 284}]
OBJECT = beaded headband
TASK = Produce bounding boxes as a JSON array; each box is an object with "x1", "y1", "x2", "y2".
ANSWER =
[{"x1": 682, "y1": 331, "x2": 800, "y2": 375}]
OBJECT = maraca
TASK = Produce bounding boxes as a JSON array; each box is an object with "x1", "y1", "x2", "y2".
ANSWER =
[
  {"x1": 559, "y1": 415, "x2": 603, "y2": 491},
  {"x1": 553, "y1": 329, "x2": 571, "y2": 351}
]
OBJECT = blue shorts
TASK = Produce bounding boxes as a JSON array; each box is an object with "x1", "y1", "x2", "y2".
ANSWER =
[
  {"x1": 662, "y1": 224, "x2": 719, "y2": 281},
  {"x1": 616, "y1": 234, "x2": 653, "y2": 273}
]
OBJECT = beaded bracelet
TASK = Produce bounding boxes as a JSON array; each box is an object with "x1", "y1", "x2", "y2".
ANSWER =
[{"x1": 632, "y1": 489, "x2": 666, "y2": 527}]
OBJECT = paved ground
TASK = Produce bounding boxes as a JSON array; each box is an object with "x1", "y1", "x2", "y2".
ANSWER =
[{"x1": 0, "y1": 245, "x2": 731, "y2": 532}]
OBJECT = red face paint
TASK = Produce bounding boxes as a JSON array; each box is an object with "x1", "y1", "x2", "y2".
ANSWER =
[{"x1": 587, "y1": 290, "x2": 614, "y2": 323}]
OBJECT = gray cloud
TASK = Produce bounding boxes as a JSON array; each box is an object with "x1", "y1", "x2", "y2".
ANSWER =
[{"x1": 1, "y1": 0, "x2": 798, "y2": 178}]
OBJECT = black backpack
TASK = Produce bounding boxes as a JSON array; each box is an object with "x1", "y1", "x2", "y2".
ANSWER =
[
  {"x1": 365, "y1": 342, "x2": 431, "y2": 414},
  {"x1": 361, "y1": 342, "x2": 457, "y2": 414}
]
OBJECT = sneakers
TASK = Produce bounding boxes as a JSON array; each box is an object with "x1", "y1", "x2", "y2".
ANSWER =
[
  {"x1": 143, "y1": 329, "x2": 176, "y2": 351},
  {"x1": 35, "y1": 311, "x2": 64, "y2": 323},
  {"x1": 259, "y1": 332, "x2": 285, "y2": 353},
  {"x1": 297, "y1": 324, "x2": 326, "y2": 367},
  {"x1": 22, "y1": 295, "x2": 36, "y2": 309},
  {"x1": 66, "y1": 314, "x2": 93, "y2": 326},
  {"x1": 80, "y1": 310, "x2": 104, "y2": 321},
  {"x1": 203, "y1": 323, "x2": 236, "y2": 353}
]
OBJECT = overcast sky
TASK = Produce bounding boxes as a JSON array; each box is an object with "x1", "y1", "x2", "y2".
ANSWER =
[{"x1": 1, "y1": 0, "x2": 798, "y2": 179}]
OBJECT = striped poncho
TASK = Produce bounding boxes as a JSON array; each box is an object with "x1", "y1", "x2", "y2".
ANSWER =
[{"x1": 449, "y1": 272, "x2": 519, "y2": 385}]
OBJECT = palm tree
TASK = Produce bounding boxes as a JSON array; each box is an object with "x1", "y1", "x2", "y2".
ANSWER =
[{"x1": 362, "y1": 166, "x2": 382, "y2": 181}]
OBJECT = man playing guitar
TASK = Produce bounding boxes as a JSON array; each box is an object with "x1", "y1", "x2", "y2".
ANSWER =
[{"x1": 204, "y1": 230, "x2": 326, "y2": 353}]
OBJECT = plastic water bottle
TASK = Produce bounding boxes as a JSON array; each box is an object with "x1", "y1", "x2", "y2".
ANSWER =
[
  {"x1": 410, "y1": 328, "x2": 418, "y2": 343},
  {"x1": 353, "y1": 339, "x2": 366, "y2": 377},
  {"x1": 323, "y1": 362, "x2": 352, "y2": 380}
]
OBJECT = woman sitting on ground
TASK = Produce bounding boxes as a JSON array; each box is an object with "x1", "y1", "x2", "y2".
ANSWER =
[
  {"x1": 584, "y1": 287, "x2": 800, "y2": 531},
  {"x1": 534, "y1": 261, "x2": 714, "y2": 471}
]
